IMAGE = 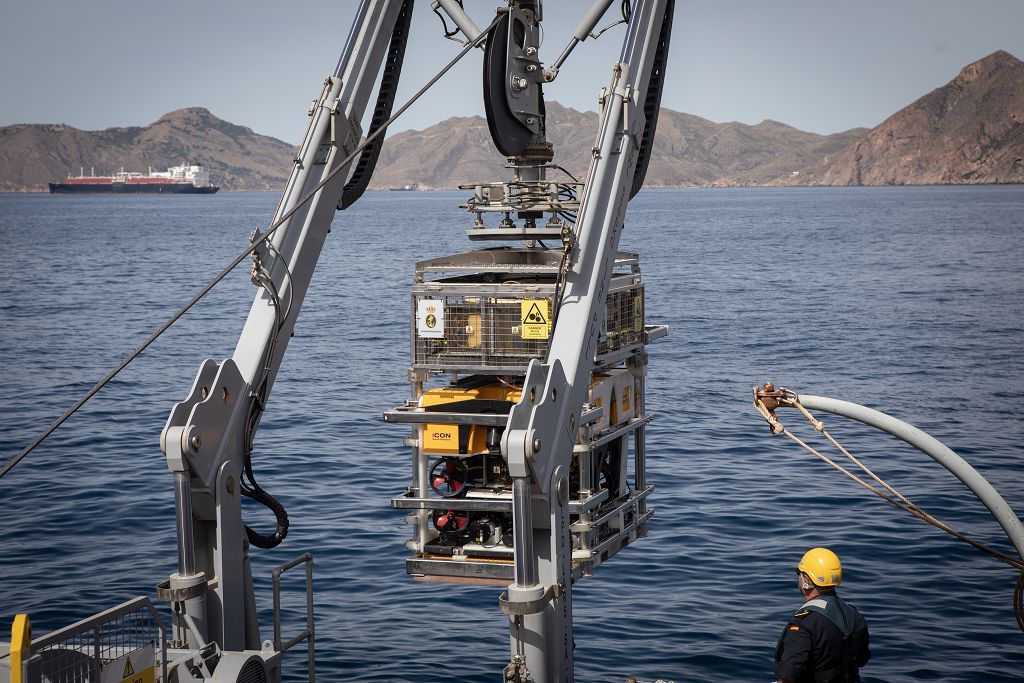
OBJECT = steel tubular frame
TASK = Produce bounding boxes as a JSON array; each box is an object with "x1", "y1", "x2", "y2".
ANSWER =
[{"x1": 272, "y1": 553, "x2": 316, "y2": 683}]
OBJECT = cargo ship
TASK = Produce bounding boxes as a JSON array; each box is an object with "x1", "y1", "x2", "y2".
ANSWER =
[{"x1": 48, "y1": 164, "x2": 219, "y2": 194}]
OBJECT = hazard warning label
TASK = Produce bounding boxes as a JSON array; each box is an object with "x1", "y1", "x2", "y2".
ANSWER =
[
  {"x1": 520, "y1": 299, "x2": 551, "y2": 340},
  {"x1": 100, "y1": 646, "x2": 155, "y2": 683}
]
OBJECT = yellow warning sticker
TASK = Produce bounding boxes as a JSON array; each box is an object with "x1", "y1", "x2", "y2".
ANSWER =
[
  {"x1": 520, "y1": 299, "x2": 551, "y2": 340},
  {"x1": 99, "y1": 646, "x2": 155, "y2": 683}
]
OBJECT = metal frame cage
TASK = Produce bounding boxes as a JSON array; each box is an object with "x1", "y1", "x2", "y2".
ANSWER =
[
  {"x1": 411, "y1": 249, "x2": 644, "y2": 374},
  {"x1": 22, "y1": 597, "x2": 167, "y2": 683}
]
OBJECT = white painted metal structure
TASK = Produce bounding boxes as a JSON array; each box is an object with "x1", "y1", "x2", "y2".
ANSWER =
[
  {"x1": 9, "y1": 4, "x2": 1024, "y2": 681},
  {"x1": 14, "y1": 2, "x2": 675, "y2": 681},
  {"x1": 159, "y1": 1, "x2": 407, "y2": 677},
  {"x1": 500, "y1": 2, "x2": 671, "y2": 678},
  {"x1": 158, "y1": 1, "x2": 674, "y2": 680}
]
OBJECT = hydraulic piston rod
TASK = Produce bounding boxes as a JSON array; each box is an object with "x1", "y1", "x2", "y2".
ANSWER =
[{"x1": 174, "y1": 471, "x2": 197, "y2": 577}]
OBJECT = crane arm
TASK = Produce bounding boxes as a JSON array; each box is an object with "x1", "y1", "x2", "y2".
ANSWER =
[
  {"x1": 159, "y1": 0, "x2": 408, "y2": 657},
  {"x1": 499, "y1": 1, "x2": 673, "y2": 679}
]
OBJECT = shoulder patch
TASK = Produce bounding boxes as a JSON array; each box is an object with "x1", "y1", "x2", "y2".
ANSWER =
[{"x1": 788, "y1": 625, "x2": 800, "y2": 631}]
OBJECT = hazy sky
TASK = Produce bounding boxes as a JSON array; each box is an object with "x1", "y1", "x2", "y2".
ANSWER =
[{"x1": 2, "y1": 1, "x2": 1022, "y2": 144}]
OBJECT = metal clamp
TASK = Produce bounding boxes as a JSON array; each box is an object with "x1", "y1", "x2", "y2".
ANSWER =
[
  {"x1": 503, "y1": 654, "x2": 534, "y2": 682},
  {"x1": 498, "y1": 583, "x2": 563, "y2": 616},
  {"x1": 155, "y1": 576, "x2": 208, "y2": 603}
]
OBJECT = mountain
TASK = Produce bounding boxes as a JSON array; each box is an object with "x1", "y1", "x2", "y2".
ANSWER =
[
  {"x1": 0, "y1": 108, "x2": 295, "y2": 192},
  {"x1": 813, "y1": 51, "x2": 1024, "y2": 185},
  {"x1": 1, "y1": 51, "x2": 1021, "y2": 191},
  {"x1": 370, "y1": 51, "x2": 1024, "y2": 188},
  {"x1": 371, "y1": 103, "x2": 870, "y2": 189}
]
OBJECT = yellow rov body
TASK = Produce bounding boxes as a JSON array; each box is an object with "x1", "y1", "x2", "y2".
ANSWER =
[{"x1": 419, "y1": 380, "x2": 522, "y2": 455}]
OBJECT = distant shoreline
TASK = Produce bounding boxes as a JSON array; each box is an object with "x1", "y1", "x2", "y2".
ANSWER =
[
  {"x1": 4, "y1": 52, "x2": 1022, "y2": 192},
  {"x1": 4, "y1": 182, "x2": 1022, "y2": 195}
]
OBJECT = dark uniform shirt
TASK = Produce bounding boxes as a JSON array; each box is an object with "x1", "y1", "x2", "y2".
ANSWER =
[{"x1": 775, "y1": 593, "x2": 870, "y2": 683}]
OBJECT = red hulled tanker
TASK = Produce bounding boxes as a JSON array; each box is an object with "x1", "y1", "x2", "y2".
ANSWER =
[{"x1": 49, "y1": 164, "x2": 219, "y2": 194}]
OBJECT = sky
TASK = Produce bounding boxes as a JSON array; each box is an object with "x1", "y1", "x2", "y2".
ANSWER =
[{"x1": 2, "y1": 1, "x2": 1023, "y2": 145}]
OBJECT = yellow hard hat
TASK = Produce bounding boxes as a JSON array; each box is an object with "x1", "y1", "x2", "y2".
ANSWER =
[{"x1": 798, "y1": 547, "x2": 842, "y2": 587}]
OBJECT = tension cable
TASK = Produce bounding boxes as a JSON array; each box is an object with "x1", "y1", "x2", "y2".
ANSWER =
[
  {"x1": 753, "y1": 383, "x2": 1024, "y2": 632},
  {"x1": 0, "y1": 15, "x2": 500, "y2": 481}
]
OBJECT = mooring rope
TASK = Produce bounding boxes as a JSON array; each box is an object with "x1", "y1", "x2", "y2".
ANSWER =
[{"x1": 753, "y1": 384, "x2": 1024, "y2": 633}]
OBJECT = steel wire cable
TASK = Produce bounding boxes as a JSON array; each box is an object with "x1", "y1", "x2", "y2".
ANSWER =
[
  {"x1": 550, "y1": 164, "x2": 579, "y2": 182},
  {"x1": 240, "y1": 259, "x2": 290, "y2": 548},
  {"x1": 779, "y1": 425, "x2": 1024, "y2": 572},
  {"x1": 1016, "y1": 572, "x2": 1024, "y2": 633},
  {"x1": 0, "y1": 16, "x2": 499, "y2": 481},
  {"x1": 764, "y1": 399, "x2": 1024, "y2": 633}
]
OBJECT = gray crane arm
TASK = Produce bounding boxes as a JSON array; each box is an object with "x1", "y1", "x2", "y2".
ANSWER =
[
  {"x1": 499, "y1": 1, "x2": 673, "y2": 679},
  {"x1": 159, "y1": 0, "x2": 408, "y2": 656}
]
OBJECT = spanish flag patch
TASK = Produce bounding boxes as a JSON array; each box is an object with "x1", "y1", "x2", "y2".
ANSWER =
[{"x1": 789, "y1": 626, "x2": 800, "y2": 631}]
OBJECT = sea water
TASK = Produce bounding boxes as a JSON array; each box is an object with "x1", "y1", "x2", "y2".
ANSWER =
[{"x1": 1, "y1": 186, "x2": 1022, "y2": 681}]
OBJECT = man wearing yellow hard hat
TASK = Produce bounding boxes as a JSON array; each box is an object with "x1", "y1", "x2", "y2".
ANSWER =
[{"x1": 775, "y1": 548, "x2": 871, "y2": 683}]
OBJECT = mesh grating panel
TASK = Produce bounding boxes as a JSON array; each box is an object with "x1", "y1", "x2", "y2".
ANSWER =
[
  {"x1": 415, "y1": 295, "x2": 551, "y2": 371},
  {"x1": 32, "y1": 603, "x2": 163, "y2": 682},
  {"x1": 413, "y1": 282, "x2": 644, "y2": 372},
  {"x1": 596, "y1": 285, "x2": 644, "y2": 356},
  {"x1": 238, "y1": 657, "x2": 269, "y2": 683}
]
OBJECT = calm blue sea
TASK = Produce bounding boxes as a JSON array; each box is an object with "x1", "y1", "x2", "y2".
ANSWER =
[{"x1": 1, "y1": 186, "x2": 1022, "y2": 682}]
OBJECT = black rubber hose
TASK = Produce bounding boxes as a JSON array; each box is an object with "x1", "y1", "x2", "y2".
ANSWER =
[
  {"x1": 630, "y1": 0, "x2": 674, "y2": 198},
  {"x1": 243, "y1": 483, "x2": 290, "y2": 550},
  {"x1": 340, "y1": 0, "x2": 414, "y2": 209}
]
